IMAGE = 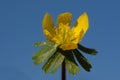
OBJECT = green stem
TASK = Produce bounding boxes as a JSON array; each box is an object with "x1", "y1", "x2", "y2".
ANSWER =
[{"x1": 62, "y1": 60, "x2": 66, "y2": 80}]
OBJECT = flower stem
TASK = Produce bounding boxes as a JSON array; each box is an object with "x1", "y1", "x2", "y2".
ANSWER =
[{"x1": 62, "y1": 60, "x2": 66, "y2": 80}]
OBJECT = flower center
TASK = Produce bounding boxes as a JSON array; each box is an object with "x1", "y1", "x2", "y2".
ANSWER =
[{"x1": 52, "y1": 23, "x2": 77, "y2": 50}]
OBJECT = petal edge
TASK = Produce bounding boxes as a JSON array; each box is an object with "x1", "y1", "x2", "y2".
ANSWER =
[
  {"x1": 71, "y1": 12, "x2": 89, "y2": 44},
  {"x1": 42, "y1": 13, "x2": 56, "y2": 41}
]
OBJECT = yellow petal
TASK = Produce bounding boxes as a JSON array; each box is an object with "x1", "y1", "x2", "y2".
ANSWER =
[
  {"x1": 60, "y1": 43, "x2": 78, "y2": 51},
  {"x1": 42, "y1": 13, "x2": 56, "y2": 41},
  {"x1": 57, "y1": 12, "x2": 72, "y2": 26},
  {"x1": 71, "y1": 12, "x2": 89, "y2": 44}
]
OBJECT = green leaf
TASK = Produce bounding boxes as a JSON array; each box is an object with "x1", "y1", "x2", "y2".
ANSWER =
[
  {"x1": 33, "y1": 41, "x2": 47, "y2": 47},
  {"x1": 32, "y1": 41, "x2": 57, "y2": 60},
  {"x1": 32, "y1": 45, "x2": 50, "y2": 60},
  {"x1": 65, "y1": 51, "x2": 80, "y2": 75},
  {"x1": 78, "y1": 44, "x2": 98, "y2": 55},
  {"x1": 33, "y1": 42, "x2": 58, "y2": 65},
  {"x1": 50, "y1": 52, "x2": 65, "y2": 73},
  {"x1": 42, "y1": 51, "x2": 64, "y2": 74},
  {"x1": 42, "y1": 51, "x2": 58, "y2": 73},
  {"x1": 33, "y1": 41, "x2": 55, "y2": 47},
  {"x1": 73, "y1": 49, "x2": 92, "y2": 72}
]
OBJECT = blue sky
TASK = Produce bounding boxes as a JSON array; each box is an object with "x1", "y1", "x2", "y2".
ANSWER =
[{"x1": 0, "y1": 0, "x2": 120, "y2": 80}]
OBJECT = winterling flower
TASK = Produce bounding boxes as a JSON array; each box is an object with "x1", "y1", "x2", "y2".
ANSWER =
[
  {"x1": 32, "y1": 12, "x2": 97, "y2": 75},
  {"x1": 42, "y1": 12, "x2": 88, "y2": 50}
]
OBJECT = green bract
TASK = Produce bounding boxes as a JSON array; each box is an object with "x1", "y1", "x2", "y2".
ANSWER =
[{"x1": 32, "y1": 41, "x2": 97, "y2": 75}]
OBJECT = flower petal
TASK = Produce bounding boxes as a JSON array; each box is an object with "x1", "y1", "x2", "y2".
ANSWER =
[
  {"x1": 42, "y1": 13, "x2": 56, "y2": 41},
  {"x1": 60, "y1": 43, "x2": 78, "y2": 50},
  {"x1": 71, "y1": 12, "x2": 89, "y2": 44},
  {"x1": 57, "y1": 12, "x2": 72, "y2": 26},
  {"x1": 55, "y1": 24, "x2": 71, "y2": 44}
]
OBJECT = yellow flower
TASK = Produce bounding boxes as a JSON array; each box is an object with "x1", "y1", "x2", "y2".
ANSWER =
[{"x1": 42, "y1": 12, "x2": 89, "y2": 50}]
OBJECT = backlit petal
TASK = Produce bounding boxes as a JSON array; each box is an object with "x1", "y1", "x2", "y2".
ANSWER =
[
  {"x1": 57, "y1": 12, "x2": 72, "y2": 26},
  {"x1": 60, "y1": 43, "x2": 78, "y2": 50},
  {"x1": 56, "y1": 24, "x2": 71, "y2": 44},
  {"x1": 71, "y1": 12, "x2": 89, "y2": 44},
  {"x1": 42, "y1": 13, "x2": 56, "y2": 41}
]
